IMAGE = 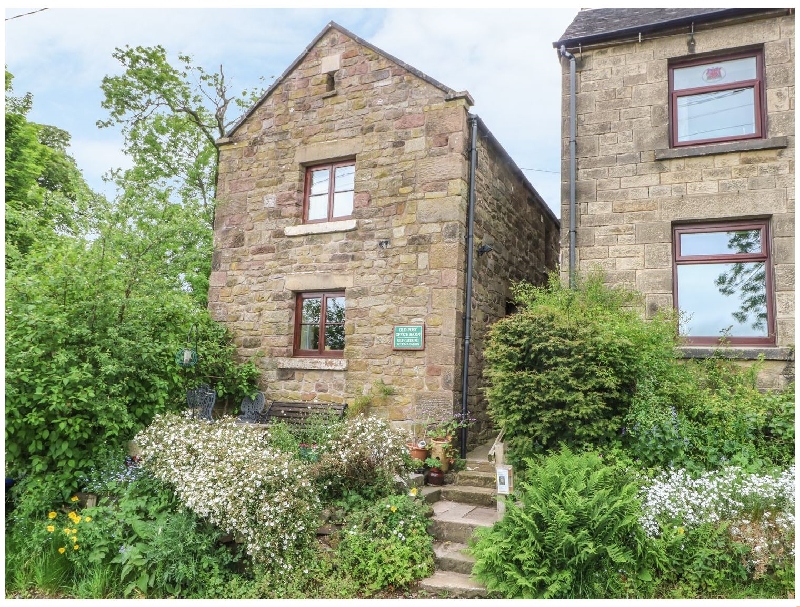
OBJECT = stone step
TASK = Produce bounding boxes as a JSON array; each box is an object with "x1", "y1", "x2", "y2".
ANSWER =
[
  {"x1": 440, "y1": 485, "x2": 497, "y2": 508},
  {"x1": 463, "y1": 459, "x2": 496, "y2": 475},
  {"x1": 433, "y1": 541, "x2": 474, "y2": 575},
  {"x1": 417, "y1": 570, "x2": 488, "y2": 598},
  {"x1": 455, "y1": 469, "x2": 496, "y2": 489},
  {"x1": 420, "y1": 486, "x2": 441, "y2": 504},
  {"x1": 428, "y1": 500, "x2": 500, "y2": 544}
]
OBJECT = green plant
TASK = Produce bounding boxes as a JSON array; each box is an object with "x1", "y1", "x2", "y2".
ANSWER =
[
  {"x1": 485, "y1": 272, "x2": 679, "y2": 464},
  {"x1": 348, "y1": 380, "x2": 396, "y2": 418},
  {"x1": 425, "y1": 411, "x2": 475, "y2": 440},
  {"x1": 424, "y1": 457, "x2": 443, "y2": 470},
  {"x1": 335, "y1": 494, "x2": 434, "y2": 594},
  {"x1": 470, "y1": 448, "x2": 659, "y2": 598}
]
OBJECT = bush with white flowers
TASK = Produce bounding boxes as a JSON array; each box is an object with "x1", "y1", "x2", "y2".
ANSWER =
[{"x1": 135, "y1": 413, "x2": 321, "y2": 572}]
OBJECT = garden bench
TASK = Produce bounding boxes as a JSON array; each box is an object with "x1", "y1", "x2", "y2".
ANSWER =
[
  {"x1": 186, "y1": 384, "x2": 216, "y2": 420},
  {"x1": 236, "y1": 391, "x2": 266, "y2": 423},
  {"x1": 258, "y1": 401, "x2": 347, "y2": 425}
]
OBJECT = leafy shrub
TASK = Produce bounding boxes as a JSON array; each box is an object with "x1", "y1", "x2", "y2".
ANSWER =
[
  {"x1": 470, "y1": 448, "x2": 658, "y2": 598},
  {"x1": 485, "y1": 273, "x2": 678, "y2": 463},
  {"x1": 335, "y1": 494, "x2": 434, "y2": 594},
  {"x1": 134, "y1": 414, "x2": 320, "y2": 574}
]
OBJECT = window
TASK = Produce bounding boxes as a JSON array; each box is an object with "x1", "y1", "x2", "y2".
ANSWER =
[
  {"x1": 303, "y1": 161, "x2": 355, "y2": 223},
  {"x1": 294, "y1": 292, "x2": 346, "y2": 356},
  {"x1": 670, "y1": 50, "x2": 764, "y2": 147},
  {"x1": 673, "y1": 220, "x2": 773, "y2": 345}
]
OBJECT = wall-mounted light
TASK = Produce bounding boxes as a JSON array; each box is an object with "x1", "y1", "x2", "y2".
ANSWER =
[
  {"x1": 687, "y1": 23, "x2": 696, "y2": 53},
  {"x1": 477, "y1": 244, "x2": 494, "y2": 256}
]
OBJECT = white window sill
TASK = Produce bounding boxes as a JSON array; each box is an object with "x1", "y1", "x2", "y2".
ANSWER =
[
  {"x1": 276, "y1": 357, "x2": 347, "y2": 371},
  {"x1": 284, "y1": 219, "x2": 357, "y2": 237}
]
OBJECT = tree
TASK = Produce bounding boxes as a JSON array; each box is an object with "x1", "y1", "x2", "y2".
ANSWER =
[
  {"x1": 98, "y1": 45, "x2": 263, "y2": 218},
  {"x1": 714, "y1": 230, "x2": 767, "y2": 332},
  {"x1": 5, "y1": 70, "x2": 96, "y2": 262}
]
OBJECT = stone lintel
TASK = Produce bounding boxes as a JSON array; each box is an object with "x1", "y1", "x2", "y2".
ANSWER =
[
  {"x1": 295, "y1": 140, "x2": 363, "y2": 165},
  {"x1": 276, "y1": 357, "x2": 348, "y2": 371},
  {"x1": 284, "y1": 219, "x2": 357, "y2": 237},
  {"x1": 655, "y1": 137, "x2": 788, "y2": 161},
  {"x1": 284, "y1": 272, "x2": 354, "y2": 291}
]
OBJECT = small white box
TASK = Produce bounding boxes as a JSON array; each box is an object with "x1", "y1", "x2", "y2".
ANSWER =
[{"x1": 496, "y1": 465, "x2": 513, "y2": 494}]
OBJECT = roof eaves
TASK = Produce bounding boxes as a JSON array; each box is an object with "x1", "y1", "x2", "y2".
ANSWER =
[{"x1": 553, "y1": 8, "x2": 767, "y2": 49}]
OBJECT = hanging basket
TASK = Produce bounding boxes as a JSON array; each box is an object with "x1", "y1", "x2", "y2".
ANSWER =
[{"x1": 175, "y1": 324, "x2": 199, "y2": 368}]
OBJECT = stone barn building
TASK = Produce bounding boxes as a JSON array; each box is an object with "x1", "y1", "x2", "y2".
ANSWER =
[
  {"x1": 209, "y1": 22, "x2": 560, "y2": 448},
  {"x1": 554, "y1": 8, "x2": 794, "y2": 388}
]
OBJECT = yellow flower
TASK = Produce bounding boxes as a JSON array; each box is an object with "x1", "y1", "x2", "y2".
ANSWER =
[
  {"x1": 70, "y1": 496, "x2": 79, "y2": 502},
  {"x1": 73, "y1": 545, "x2": 79, "y2": 551},
  {"x1": 58, "y1": 547, "x2": 66, "y2": 554},
  {"x1": 390, "y1": 506, "x2": 398, "y2": 512},
  {"x1": 71, "y1": 536, "x2": 78, "y2": 542},
  {"x1": 63, "y1": 528, "x2": 71, "y2": 534},
  {"x1": 677, "y1": 527, "x2": 685, "y2": 535},
  {"x1": 84, "y1": 516, "x2": 92, "y2": 523},
  {"x1": 73, "y1": 515, "x2": 82, "y2": 524},
  {"x1": 71, "y1": 528, "x2": 77, "y2": 534},
  {"x1": 48, "y1": 511, "x2": 57, "y2": 519},
  {"x1": 408, "y1": 487, "x2": 418, "y2": 497},
  {"x1": 46, "y1": 525, "x2": 55, "y2": 533}
]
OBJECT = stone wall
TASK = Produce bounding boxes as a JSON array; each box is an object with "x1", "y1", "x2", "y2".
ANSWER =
[
  {"x1": 559, "y1": 11, "x2": 794, "y2": 386},
  {"x1": 464, "y1": 123, "x2": 560, "y2": 445},
  {"x1": 210, "y1": 27, "x2": 473, "y2": 432}
]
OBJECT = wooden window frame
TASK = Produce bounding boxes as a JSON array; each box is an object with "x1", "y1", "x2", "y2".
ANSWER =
[
  {"x1": 293, "y1": 291, "x2": 346, "y2": 358},
  {"x1": 672, "y1": 220, "x2": 774, "y2": 346},
  {"x1": 302, "y1": 160, "x2": 355, "y2": 224},
  {"x1": 669, "y1": 49, "x2": 765, "y2": 148}
]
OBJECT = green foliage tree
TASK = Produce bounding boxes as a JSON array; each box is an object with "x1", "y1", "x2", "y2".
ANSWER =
[
  {"x1": 5, "y1": 70, "x2": 97, "y2": 262},
  {"x1": 484, "y1": 272, "x2": 679, "y2": 463}
]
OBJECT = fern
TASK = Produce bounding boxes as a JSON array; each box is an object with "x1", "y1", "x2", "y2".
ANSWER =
[{"x1": 470, "y1": 448, "x2": 659, "y2": 598}]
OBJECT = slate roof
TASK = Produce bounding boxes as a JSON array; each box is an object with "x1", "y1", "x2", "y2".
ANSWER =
[
  {"x1": 553, "y1": 8, "x2": 774, "y2": 48},
  {"x1": 225, "y1": 21, "x2": 471, "y2": 139}
]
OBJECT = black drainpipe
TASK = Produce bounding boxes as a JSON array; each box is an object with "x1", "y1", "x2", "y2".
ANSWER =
[
  {"x1": 460, "y1": 115, "x2": 479, "y2": 459},
  {"x1": 560, "y1": 45, "x2": 577, "y2": 289}
]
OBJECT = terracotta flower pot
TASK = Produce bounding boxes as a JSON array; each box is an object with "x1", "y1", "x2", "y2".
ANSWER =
[
  {"x1": 408, "y1": 444, "x2": 430, "y2": 462},
  {"x1": 430, "y1": 438, "x2": 451, "y2": 472}
]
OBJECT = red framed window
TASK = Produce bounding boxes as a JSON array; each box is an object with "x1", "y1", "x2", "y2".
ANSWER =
[
  {"x1": 303, "y1": 161, "x2": 355, "y2": 223},
  {"x1": 294, "y1": 292, "x2": 346, "y2": 357},
  {"x1": 669, "y1": 49, "x2": 765, "y2": 147},
  {"x1": 673, "y1": 220, "x2": 774, "y2": 345}
]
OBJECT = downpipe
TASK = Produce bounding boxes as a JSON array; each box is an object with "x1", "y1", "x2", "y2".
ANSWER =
[{"x1": 560, "y1": 45, "x2": 577, "y2": 289}]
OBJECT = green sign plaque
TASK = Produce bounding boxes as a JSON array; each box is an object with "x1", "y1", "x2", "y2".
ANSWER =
[{"x1": 392, "y1": 324, "x2": 425, "y2": 350}]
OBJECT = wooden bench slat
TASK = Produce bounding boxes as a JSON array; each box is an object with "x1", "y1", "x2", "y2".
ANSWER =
[{"x1": 261, "y1": 400, "x2": 347, "y2": 425}]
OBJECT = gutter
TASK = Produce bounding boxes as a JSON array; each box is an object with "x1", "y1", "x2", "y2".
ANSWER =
[
  {"x1": 559, "y1": 45, "x2": 577, "y2": 289},
  {"x1": 460, "y1": 115, "x2": 479, "y2": 459}
]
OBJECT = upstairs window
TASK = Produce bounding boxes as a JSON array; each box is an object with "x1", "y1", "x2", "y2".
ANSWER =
[
  {"x1": 294, "y1": 292, "x2": 345, "y2": 357},
  {"x1": 670, "y1": 50, "x2": 764, "y2": 147},
  {"x1": 304, "y1": 161, "x2": 355, "y2": 223},
  {"x1": 673, "y1": 220, "x2": 773, "y2": 345}
]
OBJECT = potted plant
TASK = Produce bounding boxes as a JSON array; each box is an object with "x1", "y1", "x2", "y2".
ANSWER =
[
  {"x1": 424, "y1": 456, "x2": 445, "y2": 486},
  {"x1": 426, "y1": 412, "x2": 475, "y2": 465}
]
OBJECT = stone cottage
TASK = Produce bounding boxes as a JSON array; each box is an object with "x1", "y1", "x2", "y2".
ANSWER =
[
  {"x1": 209, "y1": 22, "x2": 560, "y2": 448},
  {"x1": 554, "y1": 8, "x2": 794, "y2": 387}
]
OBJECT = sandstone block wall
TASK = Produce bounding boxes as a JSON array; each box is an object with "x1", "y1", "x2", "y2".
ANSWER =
[
  {"x1": 210, "y1": 26, "x2": 560, "y2": 440},
  {"x1": 559, "y1": 11, "x2": 794, "y2": 386}
]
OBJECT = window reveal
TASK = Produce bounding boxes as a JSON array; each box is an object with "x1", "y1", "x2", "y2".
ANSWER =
[{"x1": 673, "y1": 221, "x2": 773, "y2": 345}]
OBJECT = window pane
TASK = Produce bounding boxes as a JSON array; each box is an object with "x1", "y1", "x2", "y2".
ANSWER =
[
  {"x1": 299, "y1": 325, "x2": 320, "y2": 350},
  {"x1": 307, "y1": 194, "x2": 328, "y2": 221},
  {"x1": 324, "y1": 323, "x2": 344, "y2": 351},
  {"x1": 326, "y1": 296, "x2": 345, "y2": 323},
  {"x1": 334, "y1": 165, "x2": 355, "y2": 192},
  {"x1": 677, "y1": 262, "x2": 768, "y2": 338},
  {"x1": 677, "y1": 87, "x2": 755, "y2": 142},
  {"x1": 680, "y1": 229, "x2": 762, "y2": 256},
  {"x1": 301, "y1": 297, "x2": 321, "y2": 324},
  {"x1": 673, "y1": 57, "x2": 757, "y2": 91},
  {"x1": 309, "y1": 169, "x2": 331, "y2": 195},
  {"x1": 332, "y1": 191, "x2": 353, "y2": 218}
]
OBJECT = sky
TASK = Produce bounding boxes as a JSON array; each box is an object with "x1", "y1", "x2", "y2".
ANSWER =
[{"x1": 5, "y1": 5, "x2": 579, "y2": 217}]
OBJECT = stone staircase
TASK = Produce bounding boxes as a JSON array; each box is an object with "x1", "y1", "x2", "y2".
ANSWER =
[{"x1": 415, "y1": 443, "x2": 501, "y2": 598}]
